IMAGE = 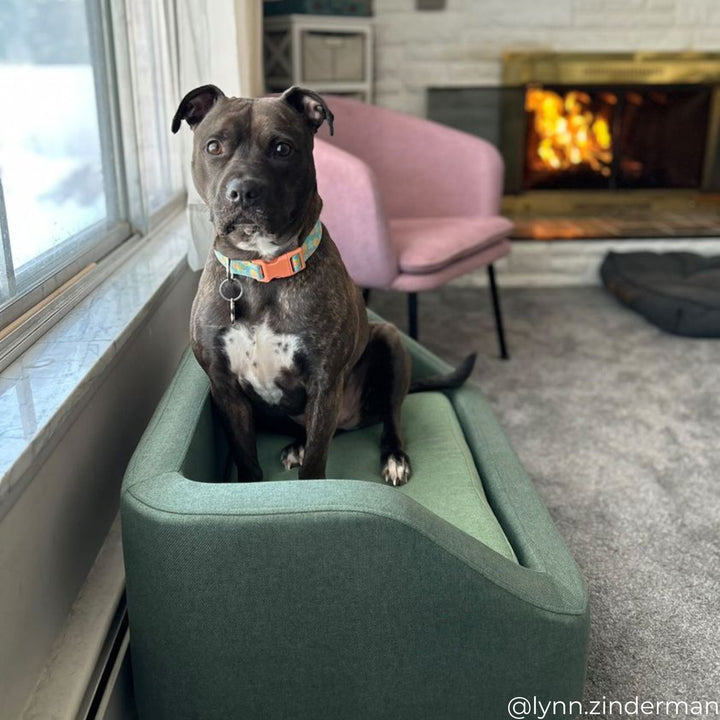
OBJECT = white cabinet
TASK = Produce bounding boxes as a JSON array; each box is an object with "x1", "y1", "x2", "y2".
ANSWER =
[{"x1": 264, "y1": 14, "x2": 373, "y2": 101}]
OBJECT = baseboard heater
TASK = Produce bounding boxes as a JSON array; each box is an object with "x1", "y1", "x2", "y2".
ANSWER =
[{"x1": 79, "y1": 593, "x2": 138, "y2": 720}]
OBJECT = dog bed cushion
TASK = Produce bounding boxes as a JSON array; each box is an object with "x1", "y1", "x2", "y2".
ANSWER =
[
  {"x1": 601, "y1": 251, "x2": 720, "y2": 337},
  {"x1": 254, "y1": 391, "x2": 516, "y2": 560}
]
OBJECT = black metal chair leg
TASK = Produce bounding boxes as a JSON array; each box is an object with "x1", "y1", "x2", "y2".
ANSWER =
[
  {"x1": 407, "y1": 292, "x2": 418, "y2": 340},
  {"x1": 487, "y1": 264, "x2": 509, "y2": 360}
]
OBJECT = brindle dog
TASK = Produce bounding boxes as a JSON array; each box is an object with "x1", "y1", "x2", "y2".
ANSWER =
[{"x1": 172, "y1": 85, "x2": 472, "y2": 485}]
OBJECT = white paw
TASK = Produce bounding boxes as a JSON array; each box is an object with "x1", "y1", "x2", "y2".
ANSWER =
[
  {"x1": 281, "y1": 444, "x2": 305, "y2": 470},
  {"x1": 382, "y1": 453, "x2": 411, "y2": 487}
]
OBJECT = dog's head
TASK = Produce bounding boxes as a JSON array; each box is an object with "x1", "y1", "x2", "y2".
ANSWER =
[{"x1": 172, "y1": 85, "x2": 333, "y2": 255}]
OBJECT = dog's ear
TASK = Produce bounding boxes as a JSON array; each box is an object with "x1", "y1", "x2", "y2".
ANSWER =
[
  {"x1": 281, "y1": 86, "x2": 334, "y2": 136},
  {"x1": 171, "y1": 85, "x2": 225, "y2": 134}
]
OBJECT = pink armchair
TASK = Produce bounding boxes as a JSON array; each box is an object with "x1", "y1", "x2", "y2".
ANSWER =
[{"x1": 314, "y1": 96, "x2": 513, "y2": 358}]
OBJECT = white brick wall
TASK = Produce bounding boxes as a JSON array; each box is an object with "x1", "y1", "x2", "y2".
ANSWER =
[{"x1": 373, "y1": 0, "x2": 720, "y2": 116}]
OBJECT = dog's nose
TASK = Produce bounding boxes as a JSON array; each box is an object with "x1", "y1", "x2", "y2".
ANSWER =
[{"x1": 226, "y1": 178, "x2": 265, "y2": 206}]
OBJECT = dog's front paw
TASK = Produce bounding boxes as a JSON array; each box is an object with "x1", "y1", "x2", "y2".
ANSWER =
[
  {"x1": 382, "y1": 452, "x2": 411, "y2": 487},
  {"x1": 280, "y1": 442, "x2": 305, "y2": 470}
]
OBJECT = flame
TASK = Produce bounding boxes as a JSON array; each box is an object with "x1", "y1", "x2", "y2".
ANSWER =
[{"x1": 526, "y1": 88, "x2": 614, "y2": 176}]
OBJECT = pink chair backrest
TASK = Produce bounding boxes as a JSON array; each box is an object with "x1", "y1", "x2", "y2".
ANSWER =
[
  {"x1": 321, "y1": 96, "x2": 505, "y2": 219},
  {"x1": 313, "y1": 139, "x2": 398, "y2": 288}
]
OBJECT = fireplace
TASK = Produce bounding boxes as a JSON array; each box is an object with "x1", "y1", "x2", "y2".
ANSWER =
[
  {"x1": 428, "y1": 52, "x2": 720, "y2": 239},
  {"x1": 504, "y1": 52, "x2": 720, "y2": 196}
]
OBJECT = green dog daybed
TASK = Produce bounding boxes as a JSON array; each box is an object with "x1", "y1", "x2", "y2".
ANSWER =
[{"x1": 121, "y1": 323, "x2": 589, "y2": 720}]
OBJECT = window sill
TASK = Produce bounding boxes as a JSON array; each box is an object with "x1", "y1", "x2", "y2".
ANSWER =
[{"x1": 0, "y1": 211, "x2": 193, "y2": 521}]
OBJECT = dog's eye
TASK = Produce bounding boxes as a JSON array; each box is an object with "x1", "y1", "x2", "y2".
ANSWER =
[
  {"x1": 274, "y1": 141, "x2": 292, "y2": 157},
  {"x1": 206, "y1": 140, "x2": 223, "y2": 155}
]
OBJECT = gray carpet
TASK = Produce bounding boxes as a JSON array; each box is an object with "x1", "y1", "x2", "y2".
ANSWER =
[{"x1": 369, "y1": 285, "x2": 720, "y2": 716}]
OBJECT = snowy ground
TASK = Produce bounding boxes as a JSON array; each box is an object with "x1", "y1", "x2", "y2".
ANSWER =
[{"x1": 0, "y1": 64, "x2": 107, "y2": 270}]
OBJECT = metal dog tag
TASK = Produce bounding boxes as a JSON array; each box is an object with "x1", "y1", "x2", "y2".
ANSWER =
[{"x1": 219, "y1": 264, "x2": 243, "y2": 324}]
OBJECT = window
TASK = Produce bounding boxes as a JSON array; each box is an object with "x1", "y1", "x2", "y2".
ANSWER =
[{"x1": 0, "y1": 0, "x2": 184, "y2": 335}]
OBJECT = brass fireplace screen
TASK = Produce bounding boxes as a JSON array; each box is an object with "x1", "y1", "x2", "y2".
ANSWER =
[{"x1": 500, "y1": 52, "x2": 720, "y2": 194}]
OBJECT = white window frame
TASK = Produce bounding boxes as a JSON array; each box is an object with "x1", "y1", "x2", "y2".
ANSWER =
[{"x1": 0, "y1": 0, "x2": 186, "y2": 371}]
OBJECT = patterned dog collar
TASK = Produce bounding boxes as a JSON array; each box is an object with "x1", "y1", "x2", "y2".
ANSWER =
[{"x1": 213, "y1": 220, "x2": 323, "y2": 283}]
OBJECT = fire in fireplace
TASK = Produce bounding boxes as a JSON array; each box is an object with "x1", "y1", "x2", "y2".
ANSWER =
[
  {"x1": 499, "y1": 52, "x2": 720, "y2": 197},
  {"x1": 525, "y1": 87, "x2": 614, "y2": 187},
  {"x1": 523, "y1": 83, "x2": 712, "y2": 192}
]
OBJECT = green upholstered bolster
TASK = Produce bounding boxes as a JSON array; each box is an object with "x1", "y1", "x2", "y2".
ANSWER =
[
  {"x1": 450, "y1": 385, "x2": 587, "y2": 610},
  {"x1": 122, "y1": 350, "x2": 215, "y2": 490}
]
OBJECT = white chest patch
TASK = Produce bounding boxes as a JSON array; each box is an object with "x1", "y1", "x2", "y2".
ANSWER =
[{"x1": 223, "y1": 321, "x2": 301, "y2": 405}]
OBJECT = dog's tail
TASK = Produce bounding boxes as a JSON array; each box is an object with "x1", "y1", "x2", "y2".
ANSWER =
[{"x1": 409, "y1": 353, "x2": 476, "y2": 393}]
